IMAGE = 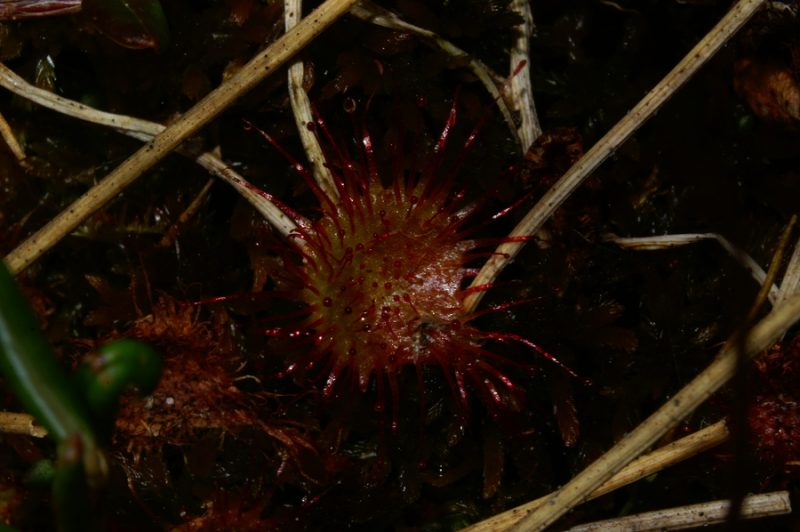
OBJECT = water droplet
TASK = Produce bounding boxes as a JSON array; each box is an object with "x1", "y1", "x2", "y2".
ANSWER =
[
  {"x1": 344, "y1": 306, "x2": 352, "y2": 314},
  {"x1": 323, "y1": 297, "x2": 332, "y2": 307},
  {"x1": 356, "y1": 243, "x2": 364, "y2": 251},
  {"x1": 362, "y1": 323, "x2": 371, "y2": 331}
]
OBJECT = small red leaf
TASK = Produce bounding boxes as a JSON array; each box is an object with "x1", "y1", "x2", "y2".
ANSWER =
[
  {"x1": 83, "y1": 0, "x2": 169, "y2": 50},
  {"x1": 0, "y1": 0, "x2": 81, "y2": 20}
]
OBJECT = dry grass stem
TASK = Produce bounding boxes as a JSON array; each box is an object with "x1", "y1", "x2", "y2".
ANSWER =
[
  {"x1": 0, "y1": 109, "x2": 26, "y2": 165},
  {"x1": 606, "y1": 233, "x2": 780, "y2": 304},
  {"x1": 0, "y1": 63, "x2": 162, "y2": 137},
  {"x1": 194, "y1": 150, "x2": 303, "y2": 238},
  {"x1": 508, "y1": 0, "x2": 542, "y2": 149},
  {"x1": 463, "y1": 420, "x2": 730, "y2": 531},
  {"x1": 0, "y1": 62, "x2": 301, "y2": 241},
  {"x1": 463, "y1": 0, "x2": 768, "y2": 314},
  {"x1": 777, "y1": 236, "x2": 800, "y2": 306},
  {"x1": 0, "y1": 412, "x2": 46, "y2": 438},
  {"x1": 744, "y1": 215, "x2": 796, "y2": 322},
  {"x1": 506, "y1": 289, "x2": 800, "y2": 531},
  {"x1": 3, "y1": 0, "x2": 359, "y2": 275},
  {"x1": 566, "y1": 490, "x2": 790, "y2": 531},
  {"x1": 158, "y1": 178, "x2": 215, "y2": 248},
  {"x1": 285, "y1": 0, "x2": 338, "y2": 198},
  {"x1": 583, "y1": 420, "x2": 729, "y2": 503},
  {"x1": 351, "y1": 1, "x2": 522, "y2": 149}
]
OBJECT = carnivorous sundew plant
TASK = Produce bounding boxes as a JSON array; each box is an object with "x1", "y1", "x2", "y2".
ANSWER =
[
  {"x1": 1, "y1": 0, "x2": 800, "y2": 530},
  {"x1": 244, "y1": 102, "x2": 579, "y2": 431}
]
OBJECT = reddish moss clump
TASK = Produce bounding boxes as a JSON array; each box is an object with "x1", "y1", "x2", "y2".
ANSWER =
[
  {"x1": 747, "y1": 336, "x2": 800, "y2": 473},
  {"x1": 108, "y1": 295, "x2": 317, "y2": 464}
]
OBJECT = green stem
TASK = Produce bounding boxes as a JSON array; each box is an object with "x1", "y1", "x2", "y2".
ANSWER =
[
  {"x1": 52, "y1": 435, "x2": 93, "y2": 532},
  {"x1": 0, "y1": 260, "x2": 108, "y2": 528},
  {"x1": 0, "y1": 261, "x2": 100, "y2": 457}
]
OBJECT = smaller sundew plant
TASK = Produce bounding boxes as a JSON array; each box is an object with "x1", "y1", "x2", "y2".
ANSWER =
[{"x1": 252, "y1": 99, "x2": 569, "y2": 429}]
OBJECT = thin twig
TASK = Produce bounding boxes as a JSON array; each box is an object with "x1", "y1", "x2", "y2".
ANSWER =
[
  {"x1": 285, "y1": 0, "x2": 338, "y2": 198},
  {"x1": 463, "y1": 0, "x2": 768, "y2": 314},
  {"x1": 777, "y1": 236, "x2": 800, "y2": 307},
  {"x1": 463, "y1": 420, "x2": 730, "y2": 531},
  {"x1": 566, "y1": 491, "x2": 791, "y2": 531},
  {"x1": 743, "y1": 215, "x2": 796, "y2": 323},
  {"x1": 158, "y1": 178, "x2": 215, "y2": 248},
  {"x1": 508, "y1": 0, "x2": 542, "y2": 149},
  {"x1": 0, "y1": 62, "x2": 301, "y2": 240},
  {"x1": 3, "y1": 0, "x2": 359, "y2": 275},
  {"x1": 606, "y1": 233, "x2": 780, "y2": 304},
  {"x1": 0, "y1": 110, "x2": 27, "y2": 165},
  {"x1": 0, "y1": 62, "x2": 162, "y2": 137},
  {"x1": 351, "y1": 1, "x2": 522, "y2": 149},
  {"x1": 0, "y1": 411, "x2": 47, "y2": 437},
  {"x1": 506, "y1": 290, "x2": 800, "y2": 531},
  {"x1": 586, "y1": 420, "x2": 729, "y2": 504}
]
